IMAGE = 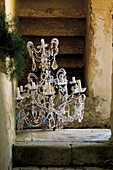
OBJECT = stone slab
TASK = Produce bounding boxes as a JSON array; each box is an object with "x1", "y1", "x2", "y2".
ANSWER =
[
  {"x1": 13, "y1": 129, "x2": 113, "y2": 167},
  {"x1": 72, "y1": 142, "x2": 113, "y2": 165},
  {"x1": 17, "y1": 8, "x2": 85, "y2": 18},
  {"x1": 17, "y1": 0, "x2": 85, "y2": 19},
  {"x1": 13, "y1": 167, "x2": 109, "y2": 170},
  {"x1": 19, "y1": 18, "x2": 86, "y2": 37},
  {"x1": 16, "y1": 129, "x2": 111, "y2": 143},
  {"x1": 13, "y1": 142, "x2": 71, "y2": 167}
]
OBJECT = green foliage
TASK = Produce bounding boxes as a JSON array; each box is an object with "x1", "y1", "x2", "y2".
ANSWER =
[{"x1": 0, "y1": 10, "x2": 29, "y2": 80}]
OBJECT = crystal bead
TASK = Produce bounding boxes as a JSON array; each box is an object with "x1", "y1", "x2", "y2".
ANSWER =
[{"x1": 52, "y1": 59, "x2": 58, "y2": 70}]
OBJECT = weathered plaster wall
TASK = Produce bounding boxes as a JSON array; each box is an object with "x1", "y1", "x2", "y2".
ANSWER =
[
  {"x1": 0, "y1": 73, "x2": 15, "y2": 170},
  {"x1": 110, "y1": 8, "x2": 113, "y2": 142},
  {"x1": 83, "y1": 0, "x2": 112, "y2": 128},
  {"x1": 5, "y1": 0, "x2": 15, "y2": 16},
  {"x1": 111, "y1": 51, "x2": 113, "y2": 141},
  {"x1": 0, "y1": 0, "x2": 16, "y2": 169}
]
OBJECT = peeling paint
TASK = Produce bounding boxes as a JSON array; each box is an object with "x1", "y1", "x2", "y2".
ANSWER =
[{"x1": 85, "y1": 0, "x2": 112, "y2": 127}]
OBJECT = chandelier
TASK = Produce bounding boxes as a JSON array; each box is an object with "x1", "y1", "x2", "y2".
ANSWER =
[{"x1": 15, "y1": 38, "x2": 86, "y2": 131}]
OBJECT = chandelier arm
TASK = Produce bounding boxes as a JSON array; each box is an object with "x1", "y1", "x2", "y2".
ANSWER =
[{"x1": 27, "y1": 73, "x2": 38, "y2": 84}]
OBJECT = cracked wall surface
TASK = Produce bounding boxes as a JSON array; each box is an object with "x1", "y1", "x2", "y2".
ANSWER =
[{"x1": 83, "y1": 0, "x2": 112, "y2": 128}]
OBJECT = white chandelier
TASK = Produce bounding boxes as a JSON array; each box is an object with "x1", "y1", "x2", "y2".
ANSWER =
[{"x1": 15, "y1": 38, "x2": 86, "y2": 130}]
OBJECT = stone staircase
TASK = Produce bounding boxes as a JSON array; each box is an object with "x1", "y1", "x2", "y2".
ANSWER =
[
  {"x1": 16, "y1": 0, "x2": 86, "y2": 86},
  {"x1": 12, "y1": 129, "x2": 113, "y2": 169}
]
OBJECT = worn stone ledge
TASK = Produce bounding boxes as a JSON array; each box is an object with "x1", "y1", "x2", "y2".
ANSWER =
[
  {"x1": 13, "y1": 142, "x2": 71, "y2": 167},
  {"x1": 13, "y1": 130, "x2": 112, "y2": 167},
  {"x1": 16, "y1": 0, "x2": 85, "y2": 19},
  {"x1": 72, "y1": 143, "x2": 113, "y2": 165},
  {"x1": 13, "y1": 167, "x2": 110, "y2": 170},
  {"x1": 17, "y1": 8, "x2": 85, "y2": 19},
  {"x1": 19, "y1": 18, "x2": 86, "y2": 37},
  {"x1": 13, "y1": 142, "x2": 113, "y2": 167}
]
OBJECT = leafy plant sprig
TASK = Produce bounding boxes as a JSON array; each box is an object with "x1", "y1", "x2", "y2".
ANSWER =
[{"x1": 0, "y1": 10, "x2": 29, "y2": 80}]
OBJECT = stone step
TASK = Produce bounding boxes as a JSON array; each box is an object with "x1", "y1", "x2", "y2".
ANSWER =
[
  {"x1": 13, "y1": 167, "x2": 110, "y2": 170},
  {"x1": 19, "y1": 18, "x2": 86, "y2": 37},
  {"x1": 13, "y1": 129, "x2": 112, "y2": 167},
  {"x1": 16, "y1": 0, "x2": 85, "y2": 18},
  {"x1": 13, "y1": 142, "x2": 113, "y2": 167},
  {"x1": 17, "y1": 8, "x2": 85, "y2": 19}
]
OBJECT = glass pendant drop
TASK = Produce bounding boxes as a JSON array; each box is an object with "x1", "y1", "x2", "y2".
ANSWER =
[{"x1": 52, "y1": 59, "x2": 58, "y2": 70}]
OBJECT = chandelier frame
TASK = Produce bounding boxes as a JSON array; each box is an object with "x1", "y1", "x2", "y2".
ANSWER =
[{"x1": 15, "y1": 38, "x2": 86, "y2": 131}]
